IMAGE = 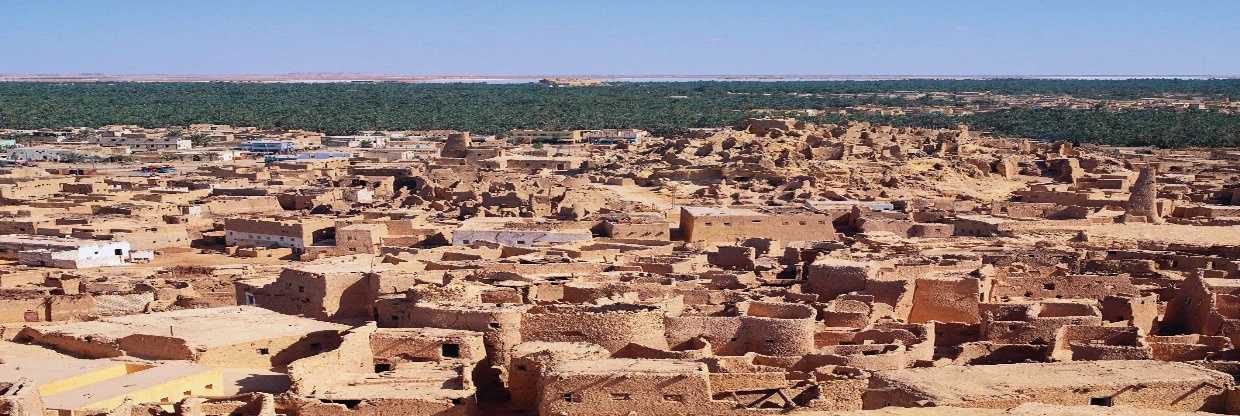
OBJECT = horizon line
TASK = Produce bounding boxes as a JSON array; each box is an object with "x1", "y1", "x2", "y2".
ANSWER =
[{"x1": 3, "y1": 73, "x2": 1240, "y2": 79}]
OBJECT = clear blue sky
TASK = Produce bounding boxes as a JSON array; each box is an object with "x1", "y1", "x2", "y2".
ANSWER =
[{"x1": 1, "y1": 0, "x2": 1236, "y2": 75}]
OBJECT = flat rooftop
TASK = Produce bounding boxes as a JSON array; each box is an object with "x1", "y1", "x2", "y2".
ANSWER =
[
  {"x1": 956, "y1": 214, "x2": 1010, "y2": 225},
  {"x1": 551, "y1": 358, "x2": 704, "y2": 376},
  {"x1": 457, "y1": 217, "x2": 592, "y2": 232},
  {"x1": 512, "y1": 341, "x2": 609, "y2": 359},
  {"x1": 682, "y1": 205, "x2": 836, "y2": 217},
  {"x1": 311, "y1": 362, "x2": 471, "y2": 401},
  {"x1": 0, "y1": 341, "x2": 120, "y2": 387},
  {"x1": 42, "y1": 361, "x2": 218, "y2": 411},
  {"x1": 30, "y1": 306, "x2": 347, "y2": 349},
  {"x1": 871, "y1": 361, "x2": 1228, "y2": 404},
  {"x1": 805, "y1": 199, "x2": 896, "y2": 211},
  {"x1": 681, "y1": 206, "x2": 764, "y2": 217},
  {"x1": 285, "y1": 259, "x2": 387, "y2": 275},
  {"x1": 0, "y1": 234, "x2": 121, "y2": 248}
]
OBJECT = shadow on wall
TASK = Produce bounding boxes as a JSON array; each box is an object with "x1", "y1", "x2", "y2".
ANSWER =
[
  {"x1": 271, "y1": 331, "x2": 344, "y2": 370},
  {"x1": 231, "y1": 373, "x2": 292, "y2": 394},
  {"x1": 333, "y1": 275, "x2": 380, "y2": 321}
]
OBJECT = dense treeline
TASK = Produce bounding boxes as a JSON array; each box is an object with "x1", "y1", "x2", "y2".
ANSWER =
[
  {"x1": 973, "y1": 109, "x2": 1240, "y2": 147},
  {"x1": 835, "y1": 109, "x2": 1240, "y2": 148},
  {"x1": 727, "y1": 78, "x2": 1240, "y2": 98},
  {"x1": 0, "y1": 80, "x2": 1238, "y2": 147}
]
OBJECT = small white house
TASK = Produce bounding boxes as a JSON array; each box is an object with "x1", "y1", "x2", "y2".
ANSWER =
[
  {"x1": 451, "y1": 218, "x2": 593, "y2": 247},
  {"x1": 0, "y1": 234, "x2": 131, "y2": 269}
]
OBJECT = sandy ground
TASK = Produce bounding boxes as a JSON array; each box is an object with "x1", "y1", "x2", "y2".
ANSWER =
[
  {"x1": 1018, "y1": 221, "x2": 1240, "y2": 246},
  {"x1": 143, "y1": 250, "x2": 292, "y2": 268},
  {"x1": 885, "y1": 159, "x2": 1036, "y2": 202},
  {"x1": 599, "y1": 184, "x2": 676, "y2": 208},
  {"x1": 1083, "y1": 223, "x2": 1240, "y2": 245},
  {"x1": 597, "y1": 183, "x2": 683, "y2": 221},
  {"x1": 938, "y1": 174, "x2": 1036, "y2": 202}
]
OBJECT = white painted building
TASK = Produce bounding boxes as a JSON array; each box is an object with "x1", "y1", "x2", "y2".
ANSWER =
[
  {"x1": 7, "y1": 147, "x2": 80, "y2": 162},
  {"x1": 296, "y1": 151, "x2": 353, "y2": 160},
  {"x1": 360, "y1": 149, "x2": 421, "y2": 161},
  {"x1": 96, "y1": 133, "x2": 192, "y2": 151},
  {"x1": 322, "y1": 135, "x2": 387, "y2": 148},
  {"x1": 581, "y1": 129, "x2": 650, "y2": 144},
  {"x1": 451, "y1": 218, "x2": 593, "y2": 247},
  {"x1": 344, "y1": 188, "x2": 374, "y2": 204},
  {"x1": 224, "y1": 230, "x2": 306, "y2": 250},
  {"x1": 7, "y1": 146, "x2": 127, "y2": 162},
  {"x1": 0, "y1": 234, "x2": 132, "y2": 269}
]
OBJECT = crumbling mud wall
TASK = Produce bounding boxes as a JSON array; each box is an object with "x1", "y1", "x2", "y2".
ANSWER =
[{"x1": 521, "y1": 304, "x2": 669, "y2": 352}]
